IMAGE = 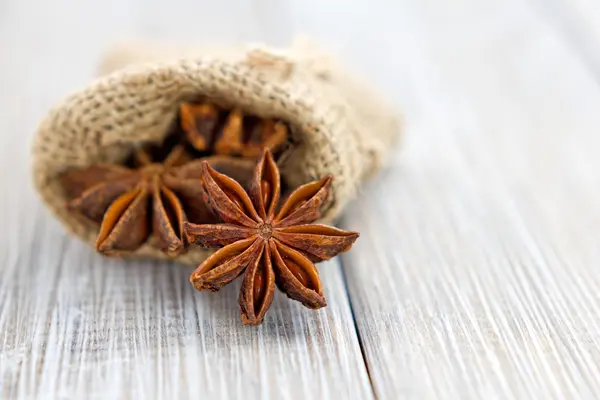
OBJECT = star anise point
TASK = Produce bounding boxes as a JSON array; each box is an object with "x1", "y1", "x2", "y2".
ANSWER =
[
  {"x1": 185, "y1": 149, "x2": 359, "y2": 324},
  {"x1": 179, "y1": 102, "x2": 289, "y2": 156},
  {"x1": 61, "y1": 144, "x2": 255, "y2": 257}
]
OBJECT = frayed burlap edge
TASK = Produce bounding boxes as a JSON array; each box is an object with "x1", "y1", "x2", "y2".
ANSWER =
[{"x1": 32, "y1": 38, "x2": 402, "y2": 266}]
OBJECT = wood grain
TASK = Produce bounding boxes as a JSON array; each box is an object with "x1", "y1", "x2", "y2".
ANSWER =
[
  {"x1": 0, "y1": 1, "x2": 371, "y2": 399},
  {"x1": 0, "y1": 241, "x2": 371, "y2": 398},
  {"x1": 3, "y1": 0, "x2": 600, "y2": 398},
  {"x1": 330, "y1": 0, "x2": 600, "y2": 398}
]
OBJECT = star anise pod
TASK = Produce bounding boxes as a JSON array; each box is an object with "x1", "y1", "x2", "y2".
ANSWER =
[
  {"x1": 183, "y1": 149, "x2": 359, "y2": 325},
  {"x1": 60, "y1": 144, "x2": 254, "y2": 256},
  {"x1": 180, "y1": 102, "x2": 288, "y2": 157}
]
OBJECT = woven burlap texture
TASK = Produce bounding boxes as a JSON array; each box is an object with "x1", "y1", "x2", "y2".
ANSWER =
[{"x1": 32, "y1": 38, "x2": 402, "y2": 266}]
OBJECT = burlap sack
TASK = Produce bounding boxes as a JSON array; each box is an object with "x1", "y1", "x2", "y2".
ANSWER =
[{"x1": 32, "y1": 37, "x2": 402, "y2": 266}]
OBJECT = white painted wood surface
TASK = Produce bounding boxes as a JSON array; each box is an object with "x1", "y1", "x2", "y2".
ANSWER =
[{"x1": 2, "y1": 0, "x2": 600, "y2": 398}]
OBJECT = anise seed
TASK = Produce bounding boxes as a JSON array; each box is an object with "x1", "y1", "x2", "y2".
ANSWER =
[
  {"x1": 285, "y1": 258, "x2": 310, "y2": 288},
  {"x1": 261, "y1": 180, "x2": 271, "y2": 207},
  {"x1": 289, "y1": 200, "x2": 305, "y2": 214},
  {"x1": 253, "y1": 270, "x2": 265, "y2": 310},
  {"x1": 224, "y1": 188, "x2": 245, "y2": 211}
]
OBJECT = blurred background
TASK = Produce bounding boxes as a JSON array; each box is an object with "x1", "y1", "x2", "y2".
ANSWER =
[{"x1": 3, "y1": 0, "x2": 600, "y2": 399}]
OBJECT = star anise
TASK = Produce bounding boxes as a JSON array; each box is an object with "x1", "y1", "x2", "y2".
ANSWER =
[
  {"x1": 60, "y1": 144, "x2": 254, "y2": 256},
  {"x1": 180, "y1": 102, "x2": 288, "y2": 157},
  {"x1": 183, "y1": 149, "x2": 359, "y2": 325}
]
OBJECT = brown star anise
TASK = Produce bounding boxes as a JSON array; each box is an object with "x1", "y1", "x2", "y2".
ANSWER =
[
  {"x1": 180, "y1": 102, "x2": 288, "y2": 157},
  {"x1": 60, "y1": 144, "x2": 254, "y2": 256},
  {"x1": 183, "y1": 149, "x2": 359, "y2": 325}
]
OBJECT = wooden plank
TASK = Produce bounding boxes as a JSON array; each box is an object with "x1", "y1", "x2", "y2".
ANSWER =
[
  {"x1": 0, "y1": 238, "x2": 372, "y2": 398},
  {"x1": 285, "y1": 0, "x2": 600, "y2": 398},
  {"x1": 527, "y1": 0, "x2": 600, "y2": 78},
  {"x1": 0, "y1": 0, "x2": 373, "y2": 398}
]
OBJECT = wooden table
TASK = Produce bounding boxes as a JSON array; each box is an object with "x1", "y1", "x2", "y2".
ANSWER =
[{"x1": 2, "y1": 0, "x2": 600, "y2": 398}]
